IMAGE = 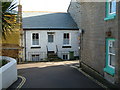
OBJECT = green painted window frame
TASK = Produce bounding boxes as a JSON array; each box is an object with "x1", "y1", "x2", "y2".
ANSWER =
[
  {"x1": 104, "y1": 0, "x2": 116, "y2": 21},
  {"x1": 104, "y1": 38, "x2": 115, "y2": 76}
]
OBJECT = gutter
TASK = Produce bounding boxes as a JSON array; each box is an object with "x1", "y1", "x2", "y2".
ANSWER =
[{"x1": 23, "y1": 28, "x2": 79, "y2": 30}]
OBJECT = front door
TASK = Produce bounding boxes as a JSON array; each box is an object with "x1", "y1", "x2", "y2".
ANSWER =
[{"x1": 47, "y1": 33, "x2": 55, "y2": 52}]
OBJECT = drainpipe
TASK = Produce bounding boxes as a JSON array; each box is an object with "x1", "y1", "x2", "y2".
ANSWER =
[
  {"x1": 24, "y1": 30, "x2": 26, "y2": 62},
  {"x1": 79, "y1": 29, "x2": 84, "y2": 67}
]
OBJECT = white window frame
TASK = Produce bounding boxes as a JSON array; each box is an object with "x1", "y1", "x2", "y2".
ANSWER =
[
  {"x1": 109, "y1": 0, "x2": 116, "y2": 14},
  {"x1": 62, "y1": 53, "x2": 69, "y2": 60},
  {"x1": 31, "y1": 54, "x2": 40, "y2": 61},
  {"x1": 48, "y1": 34, "x2": 54, "y2": 43},
  {"x1": 31, "y1": 33, "x2": 40, "y2": 47},
  {"x1": 63, "y1": 33, "x2": 71, "y2": 46},
  {"x1": 108, "y1": 40, "x2": 115, "y2": 69}
]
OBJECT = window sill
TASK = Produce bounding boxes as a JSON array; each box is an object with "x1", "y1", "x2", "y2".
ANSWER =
[
  {"x1": 104, "y1": 67, "x2": 115, "y2": 76},
  {"x1": 31, "y1": 46, "x2": 41, "y2": 49},
  {"x1": 104, "y1": 14, "x2": 116, "y2": 21},
  {"x1": 62, "y1": 46, "x2": 72, "y2": 48}
]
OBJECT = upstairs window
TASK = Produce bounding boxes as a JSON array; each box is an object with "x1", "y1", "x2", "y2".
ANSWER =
[
  {"x1": 63, "y1": 33, "x2": 70, "y2": 45},
  {"x1": 109, "y1": 0, "x2": 116, "y2": 14},
  {"x1": 104, "y1": 0, "x2": 116, "y2": 20},
  {"x1": 32, "y1": 33, "x2": 39, "y2": 46}
]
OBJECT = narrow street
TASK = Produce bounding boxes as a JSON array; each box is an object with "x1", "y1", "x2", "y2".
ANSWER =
[{"x1": 8, "y1": 60, "x2": 104, "y2": 89}]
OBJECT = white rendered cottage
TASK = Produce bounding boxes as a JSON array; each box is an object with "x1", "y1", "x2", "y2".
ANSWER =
[{"x1": 22, "y1": 12, "x2": 79, "y2": 61}]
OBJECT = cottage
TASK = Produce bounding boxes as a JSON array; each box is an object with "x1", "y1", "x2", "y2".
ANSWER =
[
  {"x1": 68, "y1": 0, "x2": 120, "y2": 86},
  {"x1": 22, "y1": 11, "x2": 79, "y2": 61}
]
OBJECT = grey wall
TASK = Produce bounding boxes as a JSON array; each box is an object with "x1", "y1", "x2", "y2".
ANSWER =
[
  {"x1": 116, "y1": 2, "x2": 120, "y2": 84},
  {"x1": 68, "y1": 0, "x2": 81, "y2": 29},
  {"x1": 68, "y1": 1, "x2": 119, "y2": 84}
]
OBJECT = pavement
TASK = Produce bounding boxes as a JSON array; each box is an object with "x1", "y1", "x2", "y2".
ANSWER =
[
  {"x1": 8, "y1": 60, "x2": 105, "y2": 89},
  {"x1": 17, "y1": 60, "x2": 80, "y2": 69}
]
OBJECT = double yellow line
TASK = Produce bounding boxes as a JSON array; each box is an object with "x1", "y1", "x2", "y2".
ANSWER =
[{"x1": 16, "y1": 75, "x2": 26, "y2": 90}]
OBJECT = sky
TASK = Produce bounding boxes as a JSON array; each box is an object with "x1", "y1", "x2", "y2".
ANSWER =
[{"x1": 20, "y1": 0, "x2": 71, "y2": 12}]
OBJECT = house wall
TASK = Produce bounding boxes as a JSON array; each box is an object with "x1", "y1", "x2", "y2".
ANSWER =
[
  {"x1": 68, "y1": 1, "x2": 119, "y2": 84},
  {"x1": 117, "y1": 1, "x2": 120, "y2": 84},
  {"x1": 67, "y1": 0, "x2": 81, "y2": 28},
  {"x1": 24, "y1": 30, "x2": 79, "y2": 61}
]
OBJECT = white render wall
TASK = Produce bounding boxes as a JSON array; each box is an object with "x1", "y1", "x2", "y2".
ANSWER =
[
  {"x1": 24, "y1": 30, "x2": 79, "y2": 61},
  {"x1": 0, "y1": 56, "x2": 17, "y2": 89}
]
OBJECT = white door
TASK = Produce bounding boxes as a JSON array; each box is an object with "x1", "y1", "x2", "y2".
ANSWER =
[{"x1": 47, "y1": 34, "x2": 56, "y2": 52}]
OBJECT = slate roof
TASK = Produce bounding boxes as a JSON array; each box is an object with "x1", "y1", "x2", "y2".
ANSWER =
[{"x1": 22, "y1": 12, "x2": 78, "y2": 30}]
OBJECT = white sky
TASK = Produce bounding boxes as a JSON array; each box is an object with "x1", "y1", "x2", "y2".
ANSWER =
[{"x1": 20, "y1": 0, "x2": 71, "y2": 12}]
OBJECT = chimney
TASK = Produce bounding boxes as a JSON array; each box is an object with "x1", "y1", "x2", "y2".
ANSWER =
[{"x1": 17, "y1": 4, "x2": 22, "y2": 23}]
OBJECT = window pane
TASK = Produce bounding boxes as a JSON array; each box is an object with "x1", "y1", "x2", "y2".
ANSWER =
[
  {"x1": 67, "y1": 33, "x2": 69, "y2": 39},
  {"x1": 63, "y1": 33, "x2": 70, "y2": 45},
  {"x1": 36, "y1": 33, "x2": 39, "y2": 39},
  {"x1": 108, "y1": 39, "x2": 115, "y2": 68},
  {"x1": 63, "y1": 39, "x2": 69, "y2": 45},
  {"x1": 66, "y1": 55, "x2": 68, "y2": 60},
  {"x1": 32, "y1": 55, "x2": 40, "y2": 61},
  {"x1": 109, "y1": 1, "x2": 112, "y2": 13},
  {"x1": 48, "y1": 35, "x2": 53, "y2": 42},
  {"x1": 109, "y1": 0, "x2": 116, "y2": 13},
  {"x1": 32, "y1": 34, "x2": 36, "y2": 39},
  {"x1": 110, "y1": 55, "x2": 115, "y2": 67},
  {"x1": 32, "y1": 33, "x2": 39, "y2": 45},
  {"x1": 109, "y1": 47, "x2": 115, "y2": 54},
  {"x1": 63, "y1": 55, "x2": 65, "y2": 59},
  {"x1": 112, "y1": 0, "x2": 116, "y2": 13},
  {"x1": 64, "y1": 33, "x2": 66, "y2": 38},
  {"x1": 63, "y1": 54, "x2": 68, "y2": 60},
  {"x1": 33, "y1": 39, "x2": 39, "y2": 45},
  {"x1": 109, "y1": 41, "x2": 115, "y2": 54}
]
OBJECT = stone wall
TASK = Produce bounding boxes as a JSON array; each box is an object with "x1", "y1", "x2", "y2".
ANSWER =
[
  {"x1": 1, "y1": 44, "x2": 20, "y2": 60},
  {"x1": 68, "y1": 1, "x2": 119, "y2": 84},
  {"x1": 67, "y1": 0, "x2": 81, "y2": 28},
  {"x1": 117, "y1": 1, "x2": 120, "y2": 84}
]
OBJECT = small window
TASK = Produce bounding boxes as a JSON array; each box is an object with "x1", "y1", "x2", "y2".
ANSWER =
[
  {"x1": 32, "y1": 54, "x2": 40, "y2": 61},
  {"x1": 108, "y1": 40, "x2": 115, "y2": 68},
  {"x1": 109, "y1": 0, "x2": 116, "y2": 14},
  {"x1": 63, "y1": 33, "x2": 70, "y2": 45},
  {"x1": 63, "y1": 54, "x2": 69, "y2": 60},
  {"x1": 104, "y1": 0, "x2": 116, "y2": 20},
  {"x1": 48, "y1": 34, "x2": 54, "y2": 43},
  {"x1": 104, "y1": 38, "x2": 115, "y2": 76},
  {"x1": 32, "y1": 33, "x2": 39, "y2": 46}
]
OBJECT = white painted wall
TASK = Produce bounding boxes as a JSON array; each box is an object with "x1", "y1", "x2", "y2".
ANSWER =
[
  {"x1": 24, "y1": 30, "x2": 79, "y2": 61},
  {"x1": 0, "y1": 56, "x2": 17, "y2": 89}
]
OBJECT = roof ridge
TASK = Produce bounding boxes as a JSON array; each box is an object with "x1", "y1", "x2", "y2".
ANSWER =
[{"x1": 22, "y1": 11, "x2": 67, "y2": 13}]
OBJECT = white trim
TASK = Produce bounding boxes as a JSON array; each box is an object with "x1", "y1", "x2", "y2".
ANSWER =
[
  {"x1": 108, "y1": 40, "x2": 115, "y2": 69},
  {"x1": 31, "y1": 32, "x2": 40, "y2": 47},
  {"x1": 62, "y1": 52, "x2": 69, "y2": 60},
  {"x1": 108, "y1": 0, "x2": 116, "y2": 14},
  {"x1": 48, "y1": 33, "x2": 55, "y2": 43},
  {"x1": 63, "y1": 32, "x2": 71, "y2": 46},
  {"x1": 31, "y1": 54, "x2": 40, "y2": 61}
]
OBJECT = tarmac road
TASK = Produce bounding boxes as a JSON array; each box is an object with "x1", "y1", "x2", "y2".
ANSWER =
[{"x1": 8, "y1": 61, "x2": 104, "y2": 89}]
